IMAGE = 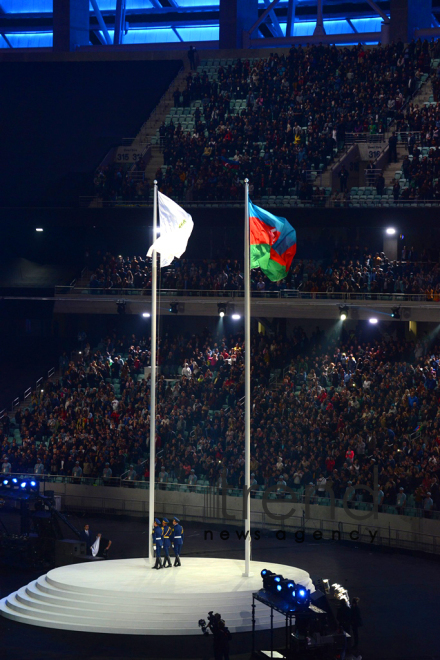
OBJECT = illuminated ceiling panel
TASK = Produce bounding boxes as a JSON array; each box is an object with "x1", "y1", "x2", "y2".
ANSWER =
[
  {"x1": 2, "y1": 0, "x2": 53, "y2": 11},
  {"x1": 2, "y1": 32, "x2": 53, "y2": 47},
  {"x1": 0, "y1": 0, "x2": 389, "y2": 49},
  {"x1": 91, "y1": 0, "x2": 154, "y2": 9},
  {"x1": 351, "y1": 17, "x2": 383, "y2": 31},
  {"x1": 175, "y1": 25, "x2": 219, "y2": 41}
]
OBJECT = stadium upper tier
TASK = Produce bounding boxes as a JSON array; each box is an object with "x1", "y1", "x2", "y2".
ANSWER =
[
  {"x1": 0, "y1": 1, "x2": 388, "y2": 50},
  {"x1": 93, "y1": 41, "x2": 440, "y2": 208}
]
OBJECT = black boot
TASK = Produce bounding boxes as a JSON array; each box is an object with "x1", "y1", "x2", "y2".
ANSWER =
[
  {"x1": 154, "y1": 556, "x2": 162, "y2": 569},
  {"x1": 176, "y1": 555, "x2": 181, "y2": 567},
  {"x1": 164, "y1": 556, "x2": 171, "y2": 568},
  {"x1": 174, "y1": 556, "x2": 178, "y2": 566}
]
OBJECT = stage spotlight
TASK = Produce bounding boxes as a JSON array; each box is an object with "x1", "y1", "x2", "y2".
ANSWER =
[
  {"x1": 231, "y1": 314, "x2": 241, "y2": 320},
  {"x1": 12, "y1": 478, "x2": 18, "y2": 484},
  {"x1": 295, "y1": 586, "x2": 311, "y2": 608},
  {"x1": 218, "y1": 303, "x2": 227, "y2": 318},
  {"x1": 385, "y1": 227, "x2": 396, "y2": 235},
  {"x1": 339, "y1": 305, "x2": 349, "y2": 321},
  {"x1": 2, "y1": 479, "x2": 9, "y2": 486},
  {"x1": 20, "y1": 481, "x2": 27, "y2": 489},
  {"x1": 278, "y1": 578, "x2": 296, "y2": 600},
  {"x1": 116, "y1": 300, "x2": 126, "y2": 315},
  {"x1": 35, "y1": 228, "x2": 43, "y2": 232},
  {"x1": 30, "y1": 481, "x2": 37, "y2": 487},
  {"x1": 142, "y1": 312, "x2": 151, "y2": 318},
  {"x1": 369, "y1": 318, "x2": 378, "y2": 324},
  {"x1": 261, "y1": 569, "x2": 276, "y2": 590},
  {"x1": 391, "y1": 307, "x2": 401, "y2": 319},
  {"x1": 169, "y1": 302, "x2": 178, "y2": 314}
]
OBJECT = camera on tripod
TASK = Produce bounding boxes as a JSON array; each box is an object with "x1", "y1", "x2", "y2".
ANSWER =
[{"x1": 198, "y1": 611, "x2": 214, "y2": 635}]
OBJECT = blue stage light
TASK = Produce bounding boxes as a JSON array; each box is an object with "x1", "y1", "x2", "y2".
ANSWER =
[
  {"x1": 12, "y1": 478, "x2": 18, "y2": 484},
  {"x1": 298, "y1": 589, "x2": 306, "y2": 597},
  {"x1": 2, "y1": 479, "x2": 9, "y2": 486},
  {"x1": 287, "y1": 582, "x2": 294, "y2": 589},
  {"x1": 276, "y1": 584, "x2": 282, "y2": 592},
  {"x1": 261, "y1": 569, "x2": 268, "y2": 577},
  {"x1": 274, "y1": 576, "x2": 281, "y2": 582},
  {"x1": 20, "y1": 481, "x2": 27, "y2": 489},
  {"x1": 30, "y1": 481, "x2": 37, "y2": 487}
]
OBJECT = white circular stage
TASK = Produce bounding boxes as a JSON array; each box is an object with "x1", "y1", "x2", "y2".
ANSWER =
[{"x1": 0, "y1": 557, "x2": 314, "y2": 635}]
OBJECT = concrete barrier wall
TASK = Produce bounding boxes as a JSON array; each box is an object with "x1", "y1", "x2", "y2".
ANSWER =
[{"x1": 48, "y1": 483, "x2": 440, "y2": 554}]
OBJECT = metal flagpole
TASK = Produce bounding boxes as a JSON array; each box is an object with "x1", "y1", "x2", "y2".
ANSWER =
[
  {"x1": 148, "y1": 180, "x2": 158, "y2": 566},
  {"x1": 243, "y1": 178, "x2": 252, "y2": 577}
]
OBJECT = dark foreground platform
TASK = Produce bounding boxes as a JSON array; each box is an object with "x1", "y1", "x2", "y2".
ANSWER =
[{"x1": 0, "y1": 516, "x2": 439, "y2": 660}]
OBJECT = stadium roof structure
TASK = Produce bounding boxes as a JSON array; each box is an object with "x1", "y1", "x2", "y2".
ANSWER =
[{"x1": 0, "y1": 0, "x2": 438, "y2": 52}]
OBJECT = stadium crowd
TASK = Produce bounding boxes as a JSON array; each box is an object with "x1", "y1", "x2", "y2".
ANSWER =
[
  {"x1": 86, "y1": 245, "x2": 440, "y2": 297},
  {"x1": 155, "y1": 40, "x2": 431, "y2": 201},
  {"x1": 1, "y1": 325, "x2": 439, "y2": 516},
  {"x1": 92, "y1": 40, "x2": 436, "y2": 203}
]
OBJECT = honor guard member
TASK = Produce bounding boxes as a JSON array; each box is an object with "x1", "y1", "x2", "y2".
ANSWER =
[
  {"x1": 172, "y1": 516, "x2": 184, "y2": 566},
  {"x1": 152, "y1": 518, "x2": 163, "y2": 569},
  {"x1": 162, "y1": 518, "x2": 173, "y2": 567}
]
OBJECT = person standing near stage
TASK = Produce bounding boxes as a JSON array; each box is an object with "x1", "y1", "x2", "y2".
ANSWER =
[
  {"x1": 152, "y1": 518, "x2": 163, "y2": 569},
  {"x1": 350, "y1": 597, "x2": 363, "y2": 650},
  {"x1": 162, "y1": 517, "x2": 173, "y2": 567},
  {"x1": 171, "y1": 516, "x2": 184, "y2": 566}
]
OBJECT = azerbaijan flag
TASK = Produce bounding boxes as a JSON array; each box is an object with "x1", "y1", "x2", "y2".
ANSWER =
[{"x1": 249, "y1": 200, "x2": 297, "y2": 282}]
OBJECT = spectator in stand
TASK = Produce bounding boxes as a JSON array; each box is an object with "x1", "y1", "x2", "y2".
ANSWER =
[
  {"x1": 375, "y1": 171, "x2": 385, "y2": 196},
  {"x1": 423, "y1": 491, "x2": 433, "y2": 518},
  {"x1": 2, "y1": 456, "x2": 11, "y2": 474},
  {"x1": 396, "y1": 487, "x2": 407, "y2": 513},
  {"x1": 34, "y1": 459, "x2": 44, "y2": 476},
  {"x1": 389, "y1": 131, "x2": 398, "y2": 163}
]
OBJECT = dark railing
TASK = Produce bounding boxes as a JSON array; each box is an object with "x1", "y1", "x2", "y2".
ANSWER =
[
  {"x1": 345, "y1": 133, "x2": 386, "y2": 144},
  {"x1": 4, "y1": 367, "x2": 56, "y2": 413},
  {"x1": 79, "y1": 194, "x2": 327, "y2": 208},
  {"x1": 3, "y1": 473, "x2": 437, "y2": 524},
  {"x1": 54, "y1": 287, "x2": 440, "y2": 303}
]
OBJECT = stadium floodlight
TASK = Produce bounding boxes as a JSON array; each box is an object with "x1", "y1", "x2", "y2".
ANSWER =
[
  {"x1": 231, "y1": 314, "x2": 241, "y2": 320},
  {"x1": 339, "y1": 305, "x2": 349, "y2": 321},
  {"x1": 142, "y1": 312, "x2": 151, "y2": 318},
  {"x1": 369, "y1": 318, "x2": 378, "y2": 324},
  {"x1": 385, "y1": 227, "x2": 396, "y2": 235},
  {"x1": 218, "y1": 303, "x2": 227, "y2": 318},
  {"x1": 35, "y1": 228, "x2": 43, "y2": 232}
]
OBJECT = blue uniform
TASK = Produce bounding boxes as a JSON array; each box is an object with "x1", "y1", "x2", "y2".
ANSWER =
[
  {"x1": 172, "y1": 523, "x2": 184, "y2": 556},
  {"x1": 153, "y1": 524, "x2": 163, "y2": 558},
  {"x1": 162, "y1": 524, "x2": 172, "y2": 558}
]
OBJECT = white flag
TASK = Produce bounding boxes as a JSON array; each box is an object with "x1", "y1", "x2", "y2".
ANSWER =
[
  {"x1": 147, "y1": 191, "x2": 194, "y2": 268},
  {"x1": 90, "y1": 536, "x2": 100, "y2": 557}
]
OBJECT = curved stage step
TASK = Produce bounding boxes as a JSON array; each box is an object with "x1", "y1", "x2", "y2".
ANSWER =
[{"x1": 0, "y1": 558, "x2": 314, "y2": 635}]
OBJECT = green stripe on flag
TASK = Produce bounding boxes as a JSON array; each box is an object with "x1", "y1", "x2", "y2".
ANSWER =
[{"x1": 250, "y1": 244, "x2": 287, "y2": 282}]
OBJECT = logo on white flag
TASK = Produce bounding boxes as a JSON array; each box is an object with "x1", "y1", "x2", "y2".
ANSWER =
[{"x1": 147, "y1": 192, "x2": 194, "y2": 268}]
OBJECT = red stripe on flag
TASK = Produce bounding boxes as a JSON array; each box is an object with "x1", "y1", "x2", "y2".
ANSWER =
[
  {"x1": 270, "y1": 243, "x2": 297, "y2": 268},
  {"x1": 250, "y1": 215, "x2": 280, "y2": 246}
]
